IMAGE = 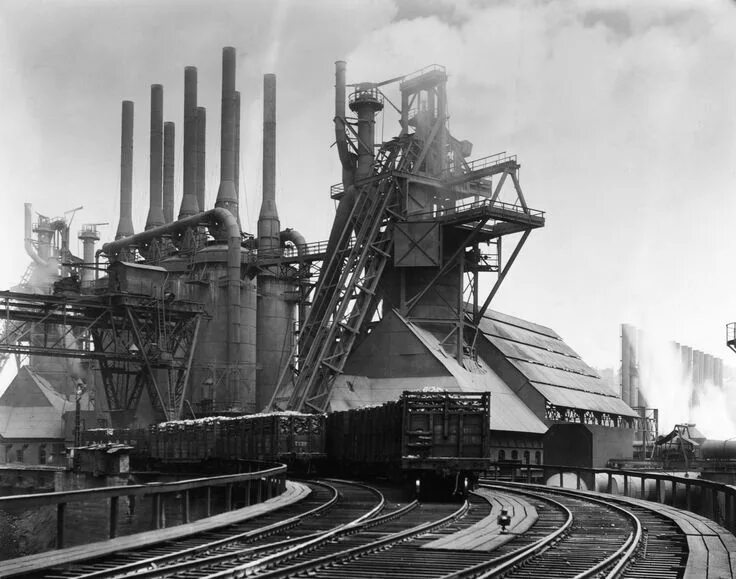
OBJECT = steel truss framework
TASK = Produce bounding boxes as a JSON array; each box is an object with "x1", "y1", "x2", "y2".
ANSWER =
[
  {"x1": 265, "y1": 67, "x2": 546, "y2": 414},
  {"x1": 0, "y1": 291, "x2": 202, "y2": 424}
]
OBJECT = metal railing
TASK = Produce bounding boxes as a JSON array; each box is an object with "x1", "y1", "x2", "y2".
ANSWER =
[
  {"x1": 409, "y1": 196, "x2": 544, "y2": 222},
  {"x1": 727, "y1": 322, "x2": 736, "y2": 346},
  {"x1": 485, "y1": 463, "x2": 736, "y2": 534},
  {"x1": 0, "y1": 463, "x2": 286, "y2": 550}
]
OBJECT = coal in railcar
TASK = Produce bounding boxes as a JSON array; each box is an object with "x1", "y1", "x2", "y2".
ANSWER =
[{"x1": 326, "y1": 391, "x2": 491, "y2": 498}]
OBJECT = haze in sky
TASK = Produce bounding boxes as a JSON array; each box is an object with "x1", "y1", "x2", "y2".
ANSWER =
[{"x1": 1, "y1": 0, "x2": 735, "y2": 418}]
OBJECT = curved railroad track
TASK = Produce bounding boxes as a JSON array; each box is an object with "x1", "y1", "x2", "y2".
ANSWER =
[
  {"x1": 24, "y1": 479, "x2": 690, "y2": 579},
  {"x1": 473, "y1": 481, "x2": 688, "y2": 579},
  {"x1": 29, "y1": 480, "x2": 384, "y2": 579}
]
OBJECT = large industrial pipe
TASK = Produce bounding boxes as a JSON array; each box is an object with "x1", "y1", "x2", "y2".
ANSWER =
[
  {"x1": 24, "y1": 203, "x2": 47, "y2": 266},
  {"x1": 116, "y1": 100, "x2": 135, "y2": 239},
  {"x1": 102, "y1": 208, "x2": 241, "y2": 395},
  {"x1": 145, "y1": 84, "x2": 165, "y2": 230},
  {"x1": 163, "y1": 121, "x2": 175, "y2": 223},
  {"x1": 334, "y1": 61, "x2": 355, "y2": 188},
  {"x1": 196, "y1": 107, "x2": 206, "y2": 213},
  {"x1": 215, "y1": 47, "x2": 239, "y2": 222},
  {"x1": 258, "y1": 74, "x2": 280, "y2": 257},
  {"x1": 179, "y1": 66, "x2": 199, "y2": 218}
]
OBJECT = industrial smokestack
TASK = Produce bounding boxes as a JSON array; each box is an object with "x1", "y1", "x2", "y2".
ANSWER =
[
  {"x1": 116, "y1": 100, "x2": 135, "y2": 239},
  {"x1": 196, "y1": 107, "x2": 206, "y2": 212},
  {"x1": 179, "y1": 66, "x2": 199, "y2": 218},
  {"x1": 163, "y1": 121, "x2": 175, "y2": 223},
  {"x1": 215, "y1": 46, "x2": 239, "y2": 223},
  {"x1": 145, "y1": 84, "x2": 165, "y2": 230},
  {"x1": 234, "y1": 91, "x2": 241, "y2": 197},
  {"x1": 258, "y1": 74, "x2": 280, "y2": 256}
]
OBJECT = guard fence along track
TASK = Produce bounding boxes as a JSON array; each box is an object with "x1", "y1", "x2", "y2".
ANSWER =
[
  {"x1": 479, "y1": 482, "x2": 688, "y2": 579},
  {"x1": 30, "y1": 480, "x2": 384, "y2": 579}
]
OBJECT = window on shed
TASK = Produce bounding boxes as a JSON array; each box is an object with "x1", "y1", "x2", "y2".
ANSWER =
[
  {"x1": 535, "y1": 451, "x2": 542, "y2": 465},
  {"x1": 3, "y1": 445, "x2": 10, "y2": 463},
  {"x1": 39, "y1": 446, "x2": 47, "y2": 464},
  {"x1": 498, "y1": 449, "x2": 506, "y2": 461},
  {"x1": 511, "y1": 450, "x2": 518, "y2": 461},
  {"x1": 16, "y1": 449, "x2": 24, "y2": 463},
  {"x1": 523, "y1": 450, "x2": 530, "y2": 464}
]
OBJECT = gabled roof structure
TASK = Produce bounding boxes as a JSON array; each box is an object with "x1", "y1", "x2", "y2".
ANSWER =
[
  {"x1": 477, "y1": 310, "x2": 637, "y2": 419},
  {"x1": 0, "y1": 366, "x2": 75, "y2": 440}
]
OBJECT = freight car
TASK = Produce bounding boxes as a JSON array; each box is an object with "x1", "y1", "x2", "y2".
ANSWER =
[
  {"x1": 326, "y1": 391, "x2": 491, "y2": 498},
  {"x1": 82, "y1": 412, "x2": 326, "y2": 471},
  {"x1": 149, "y1": 413, "x2": 326, "y2": 467}
]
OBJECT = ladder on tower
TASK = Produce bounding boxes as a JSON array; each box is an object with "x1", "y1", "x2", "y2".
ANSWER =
[{"x1": 271, "y1": 139, "x2": 414, "y2": 412}]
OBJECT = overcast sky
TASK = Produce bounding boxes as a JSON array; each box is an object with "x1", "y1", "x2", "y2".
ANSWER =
[{"x1": 1, "y1": 0, "x2": 735, "y2": 422}]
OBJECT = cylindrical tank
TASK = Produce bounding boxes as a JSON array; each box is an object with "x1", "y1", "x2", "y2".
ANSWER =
[
  {"x1": 700, "y1": 439, "x2": 736, "y2": 461},
  {"x1": 256, "y1": 276, "x2": 297, "y2": 411},
  {"x1": 188, "y1": 246, "x2": 257, "y2": 413}
]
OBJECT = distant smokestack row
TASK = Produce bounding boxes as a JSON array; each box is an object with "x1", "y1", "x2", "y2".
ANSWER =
[
  {"x1": 115, "y1": 48, "x2": 244, "y2": 240},
  {"x1": 116, "y1": 100, "x2": 135, "y2": 239},
  {"x1": 163, "y1": 121, "x2": 175, "y2": 223},
  {"x1": 179, "y1": 66, "x2": 199, "y2": 218},
  {"x1": 258, "y1": 74, "x2": 280, "y2": 256},
  {"x1": 145, "y1": 84, "x2": 165, "y2": 230},
  {"x1": 215, "y1": 46, "x2": 239, "y2": 222}
]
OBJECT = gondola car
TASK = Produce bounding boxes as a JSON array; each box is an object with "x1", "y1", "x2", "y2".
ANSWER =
[{"x1": 326, "y1": 391, "x2": 491, "y2": 497}]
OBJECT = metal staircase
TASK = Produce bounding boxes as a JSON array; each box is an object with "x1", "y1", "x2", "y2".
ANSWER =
[{"x1": 271, "y1": 138, "x2": 417, "y2": 412}]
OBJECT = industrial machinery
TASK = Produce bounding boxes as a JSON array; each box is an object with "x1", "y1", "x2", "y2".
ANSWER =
[{"x1": 268, "y1": 63, "x2": 544, "y2": 414}]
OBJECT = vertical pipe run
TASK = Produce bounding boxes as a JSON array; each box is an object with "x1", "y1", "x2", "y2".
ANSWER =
[
  {"x1": 196, "y1": 107, "x2": 206, "y2": 212},
  {"x1": 234, "y1": 91, "x2": 241, "y2": 198},
  {"x1": 215, "y1": 47, "x2": 239, "y2": 223},
  {"x1": 116, "y1": 100, "x2": 135, "y2": 239},
  {"x1": 146, "y1": 84, "x2": 165, "y2": 230},
  {"x1": 179, "y1": 66, "x2": 199, "y2": 218},
  {"x1": 163, "y1": 122, "x2": 175, "y2": 223}
]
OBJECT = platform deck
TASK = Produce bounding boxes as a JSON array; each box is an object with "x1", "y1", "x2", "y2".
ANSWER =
[{"x1": 0, "y1": 480, "x2": 310, "y2": 578}]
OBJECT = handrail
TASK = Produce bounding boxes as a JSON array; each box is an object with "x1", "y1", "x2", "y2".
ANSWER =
[
  {"x1": 0, "y1": 464, "x2": 287, "y2": 549},
  {"x1": 485, "y1": 462, "x2": 736, "y2": 534},
  {"x1": 0, "y1": 464, "x2": 286, "y2": 508},
  {"x1": 410, "y1": 196, "x2": 545, "y2": 221}
]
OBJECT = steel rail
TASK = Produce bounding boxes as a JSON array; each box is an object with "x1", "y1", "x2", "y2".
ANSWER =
[
  {"x1": 66, "y1": 481, "x2": 345, "y2": 579},
  {"x1": 118, "y1": 481, "x2": 390, "y2": 579},
  {"x1": 478, "y1": 482, "x2": 644, "y2": 579},
  {"x1": 203, "y1": 500, "x2": 468, "y2": 579}
]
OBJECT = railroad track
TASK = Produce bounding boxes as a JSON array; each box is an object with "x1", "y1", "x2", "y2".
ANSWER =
[
  {"x1": 30, "y1": 480, "x2": 385, "y2": 579},
  {"x1": 24, "y1": 479, "x2": 690, "y2": 578},
  {"x1": 473, "y1": 481, "x2": 688, "y2": 579}
]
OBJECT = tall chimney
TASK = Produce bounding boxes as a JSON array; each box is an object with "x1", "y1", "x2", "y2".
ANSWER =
[
  {"x1": 116, "y1": 100, "x2": 135, "y2": 239},
  {"x1": 163, "y1": 121, "x2": 175, "y2": 223},
  {"x1": 258, "y1": 74, "x2": 279, "y2": 256},
  {"x1": 145, "y1": 84, "x2": 165, "y2": 230},
  {"x1": 215, "y1": 46, "x2": 239, "y2": 223},
  {"x1": 196, "y1": 107, "x2": 206, "y2": 212},
  {"x1": 179, "y1": 66, "x2": 199, "y2": 218},
  {"x1": 234, "y1": 91, "x2": 241, "y2": 197}
]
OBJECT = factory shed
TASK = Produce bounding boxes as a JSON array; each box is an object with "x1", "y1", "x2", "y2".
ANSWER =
[
  {"x1": 331, "y1": 309, "x2": 548, "y2": 461},
  {"x1": 0, "y1": 367, "x2": 76, "y2": 465},
  {"x1": 475, "y1": 310, "x2": 637, "y2": 467}
]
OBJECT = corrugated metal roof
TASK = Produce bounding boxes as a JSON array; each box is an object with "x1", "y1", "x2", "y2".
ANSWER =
[
  {"x1": 485, "y1": 310, "x2": 560, "y2": 339},
  {"x1": 533, "y1": 384, "x2": 638, "y2": 417},
  {"x1": 479, "y1": 310, "x2": 636, "y2": 417}
]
